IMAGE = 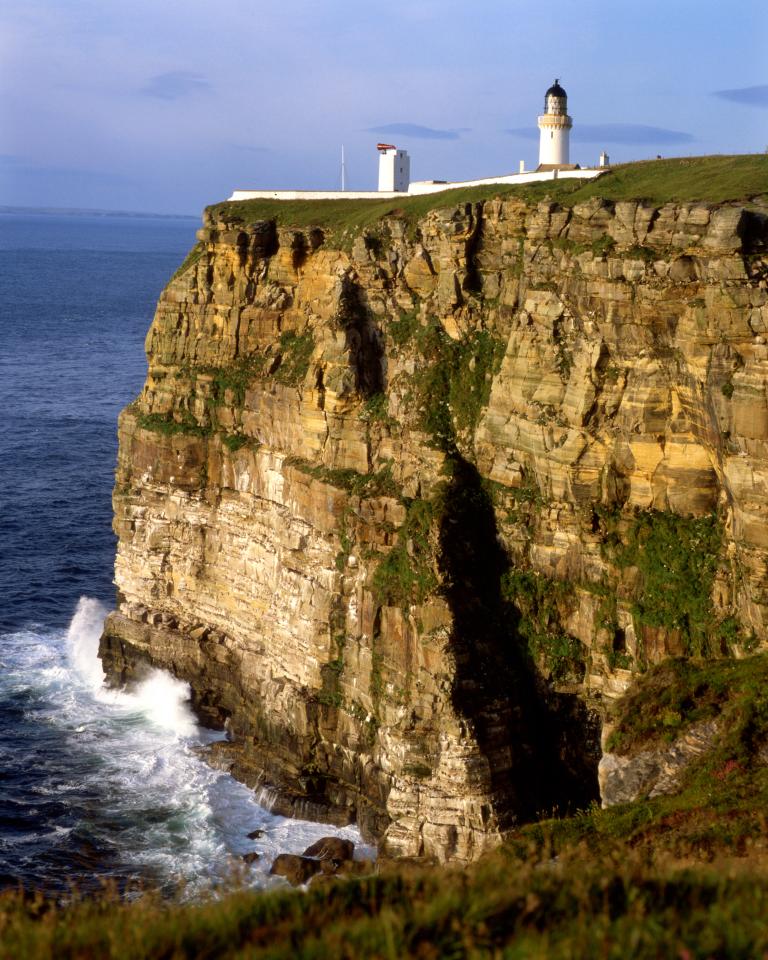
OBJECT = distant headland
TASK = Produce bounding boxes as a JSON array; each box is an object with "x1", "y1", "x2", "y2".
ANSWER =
[{"x1": 0, "y1": 205, "x2": 198, "y2": 220}]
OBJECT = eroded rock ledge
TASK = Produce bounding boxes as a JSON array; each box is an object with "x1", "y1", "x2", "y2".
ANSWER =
[{"x1": 100, "y1": 192, "x2": 768, "y2": 861}]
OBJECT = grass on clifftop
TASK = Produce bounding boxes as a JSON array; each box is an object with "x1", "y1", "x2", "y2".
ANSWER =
[
  {"x1": 207, "y1": 154, "x2": 768, "y2": 235},
  {"x1": 568, "y1": 153, "x2": 768, "y2": 205}
]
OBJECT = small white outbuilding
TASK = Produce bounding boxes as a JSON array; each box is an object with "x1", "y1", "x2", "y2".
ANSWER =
[{"x1": 377, "y1": 143, "x2": 411, "y2": 192}]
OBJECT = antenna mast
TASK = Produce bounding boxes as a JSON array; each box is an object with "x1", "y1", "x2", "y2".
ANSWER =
[{"x1": 341, "y1": 144, "x2": 346, "y2": 192}]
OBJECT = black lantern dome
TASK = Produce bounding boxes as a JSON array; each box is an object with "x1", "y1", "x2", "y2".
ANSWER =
[{"x1": 545, "y1": 79, "x2": 567, "y2": 99}]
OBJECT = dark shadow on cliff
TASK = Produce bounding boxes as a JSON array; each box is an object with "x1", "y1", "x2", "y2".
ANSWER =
[
  {"x1": 337, "y1": 276, "x2": 385, "y2": 398},
  {"x1": 437, "y1": 455, "x2": 600, "y2": 829},
  {"x1": 462, "y1": 206, "x2": 483, "y2": 295}
]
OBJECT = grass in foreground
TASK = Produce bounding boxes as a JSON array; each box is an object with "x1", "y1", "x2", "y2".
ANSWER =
[
  {"x1": 206, "y1": 154, "x2": 768, "y2": 237},
  {"x1": 4, "y1": 654, "x2": 768, "y2": 957},
  {"x1": 2, "y1": 852, "x2": 768, "y2": 959}
]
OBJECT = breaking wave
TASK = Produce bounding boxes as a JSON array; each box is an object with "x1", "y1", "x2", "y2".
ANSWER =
[{"x1": 0, "y1": 597, "x2": 366, "y2": 896}]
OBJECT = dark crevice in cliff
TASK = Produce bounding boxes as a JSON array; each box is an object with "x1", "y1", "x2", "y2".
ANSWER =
[
  {"x1": 291, "y1": 232, "x2": 309, "y2": 271},
  {"x1": 247, "y1": 220, "x2": 279, "y2": 262},
  {"x1": 463, "y1": 204, "x2": 483, "y2": 295},
  {"x1": 437, "y1": 455, "x2": 600, "y2": 827},
  {"x1": 337, "y1": 276, "x2": 385, "y2": 398}
]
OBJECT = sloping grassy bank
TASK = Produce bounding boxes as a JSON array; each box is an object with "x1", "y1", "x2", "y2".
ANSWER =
[
  {"x1": 514, "y1": 655, "x2": 768, "y2": 863},
  {"x1": 4, "y1": 654, "x2": 768, "y2": 959},
  {"x1": 208, "y1": 154, "x2": 768, "y2": 236},
  {"x1": 3, "y1": 853, "x2": 768, "y2": 960}
]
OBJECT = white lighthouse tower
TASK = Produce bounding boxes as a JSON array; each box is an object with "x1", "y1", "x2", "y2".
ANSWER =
[{"x1": 537, "y1": 79, "x2": 572, "y2": 168}]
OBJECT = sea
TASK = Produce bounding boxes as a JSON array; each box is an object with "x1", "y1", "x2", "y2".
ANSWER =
[{"x1": 0, "y1": 213, "x2": 362, "y2": 896}]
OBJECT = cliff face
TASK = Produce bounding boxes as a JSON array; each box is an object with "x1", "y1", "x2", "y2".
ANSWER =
[{"x1": 100, "y1": 190, "x2": 768, "y2": 862}]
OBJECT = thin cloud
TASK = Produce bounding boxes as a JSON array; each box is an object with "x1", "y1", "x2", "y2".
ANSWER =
[
  {"x1": 230, "y1": 144, "x2": 271, "y2": 154},
  {"x1": 574, "y1": 124, "x2": 694, "y2": 145},
  {"x1": 367, "y1": 123, "x2": 462, "y2": 140},
  {"x1": 713, "y1": 84, "x2": 768, "y2": 108},
  {"x1": 140, "y1": 71, "x2": 211, "y2": 100},
  {"x1": 505, "y1": 123, "x2": 695, "y2": 145},
  {"x1": 505, "y1": 127, "x2": 546, "y2": 141},
  {"x1": 5, "y1": 161, "x2": 133, "y2": 186}
]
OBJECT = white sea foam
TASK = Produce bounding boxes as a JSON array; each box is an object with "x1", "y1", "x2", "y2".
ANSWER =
[
  {"x1": 66, "y1": 595, "x2": 196, "y2": 737},
  {"x1": 127, "y1": 669, "x2": 197, "y2": 738},
  {"x1": 67, "y1": 595, "x2": 107, "y2": 690},
  {"x1": 0, "y1": 597, "x2": 368, "y2": 895}
]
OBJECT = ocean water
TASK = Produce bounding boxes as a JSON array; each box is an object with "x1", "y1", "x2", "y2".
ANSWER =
[{"x1": 0, "y1": 214, "x2": 363, "y2": 895}]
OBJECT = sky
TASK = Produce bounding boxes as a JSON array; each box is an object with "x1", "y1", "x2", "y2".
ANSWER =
[{"x1": 1, "y1": 0, "x2": 767, "y2": 215}]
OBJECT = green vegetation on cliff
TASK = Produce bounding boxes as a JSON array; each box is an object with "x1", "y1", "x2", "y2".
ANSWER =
[
  {"x1": 409, "y1": 323, "x2": 504, "y2": 445},
  {"x1": 207, "y1": 155, "x2": 768, "y2": 236},
  {"x1": 500, "y1": 571, "x2": 585, "y2": 683},
  {"x1": 616, "y1": 511, "x2": 724, "y2": 657},
  {"x1": 598, "y1": 508, "x2": 739, "y2": 659},
  {"x1": 371, "y1": 497, "x2": 438, "y2": 607},
  {"x1": 285, "y1": 457, "x2": 400, "y2": 500},
  {"x1": 135, "y1": 410, "x2": 211, "y2": 439},
  {"x1": 606, "y1": 654, "x2": 768, "y2": 758},
  {"x1": 520, "y1": 653, "x2": 768, "y2": 862}
]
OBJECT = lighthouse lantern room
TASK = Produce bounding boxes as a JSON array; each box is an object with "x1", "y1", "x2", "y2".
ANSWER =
[{"x1": 537, "y1": 79, "x2": 572, "y2": 167}]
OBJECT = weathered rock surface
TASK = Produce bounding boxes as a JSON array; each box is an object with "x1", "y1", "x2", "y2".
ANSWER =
[
  {"x1": 270, "y1": 854, "x2": 321, "y2": 886},
  {"x1": 598, "y1": 719, "x2": 721, "y2": 807},
  {"x1": 100, "y1": 192, "x2": 768, "y2": 862},
  {"x1": 303, "y1": 837, "x2": 355, "y2": 861}
]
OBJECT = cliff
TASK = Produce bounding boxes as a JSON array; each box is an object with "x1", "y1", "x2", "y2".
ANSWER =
[{"x1": 100, "y1": 157, "x2": 768, "y2": 862}]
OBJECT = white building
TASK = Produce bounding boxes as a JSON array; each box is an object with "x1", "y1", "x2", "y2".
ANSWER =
[
  {"x1": 377, "y1": 144, "x2": 410, "y2": 192},
  {"x1": 537, "y1": 79, "x2": 572, "y2": 168},
  {"x1": 228, "y1": 79, "x2": 608, "y2": 203}
]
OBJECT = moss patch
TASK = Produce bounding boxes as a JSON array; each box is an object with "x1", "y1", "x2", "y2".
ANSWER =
[
  {"x1": 371, "y1": 497, "x2": 438, "y2": 608},
  {"x1": 169, "y1": 242, "x2": 204, "y2": 282},
  {"x1": 610, "y1": 509, "x2": 730, "y2": 657},
  {"x1": 202, "y1": 357, "x2": 268, "y2": 408},
  {"x1": 285, "y1": 457, "x2": 400, "y2": 500},
  {"x1": 606, "y1": 654, "x2": 768, "y2": 757},
  {"x1": 273, "y1": 330, "x2": 315, "y2": 385},
  {"x1": 135, "y1": 411, "x2": 210, "y2": 439},
  {"x1": 500, "y1": 570, "x2": 585, "y2": 683},
  {"x1": 404, "y1": 320, "x2": 504, "y2": 449},
  {"x1": 221, "y1": 433, "x2": 258, "y2": 453}
]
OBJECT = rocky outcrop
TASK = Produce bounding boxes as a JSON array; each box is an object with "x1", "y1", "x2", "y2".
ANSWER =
[
  {"x1": 598, "y1": 719, "x2": 721, "y2": 807},
  {"x1": 302, "y1": 836, "x2": 355, "y2": 861},
  {"x1": 270, "y1": 854, "x2": 321, "y2": 886},
  {"x1": 100, "y1": 190, "x2": 768, "y2": 862}
]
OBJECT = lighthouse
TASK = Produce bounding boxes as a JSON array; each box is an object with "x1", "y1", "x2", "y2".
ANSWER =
[{"x1": 537, "y1": 79, "x2": 572, "y2": 167}]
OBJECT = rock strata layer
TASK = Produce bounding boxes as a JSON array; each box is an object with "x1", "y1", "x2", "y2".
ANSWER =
[{"x1": 101, "y1": 192, "x2": 768, "y2": 861}]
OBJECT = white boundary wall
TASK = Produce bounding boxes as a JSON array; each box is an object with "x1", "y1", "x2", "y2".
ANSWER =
[{"x1": 227, "y1": 167, "x2": 605, "y2": 203}]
